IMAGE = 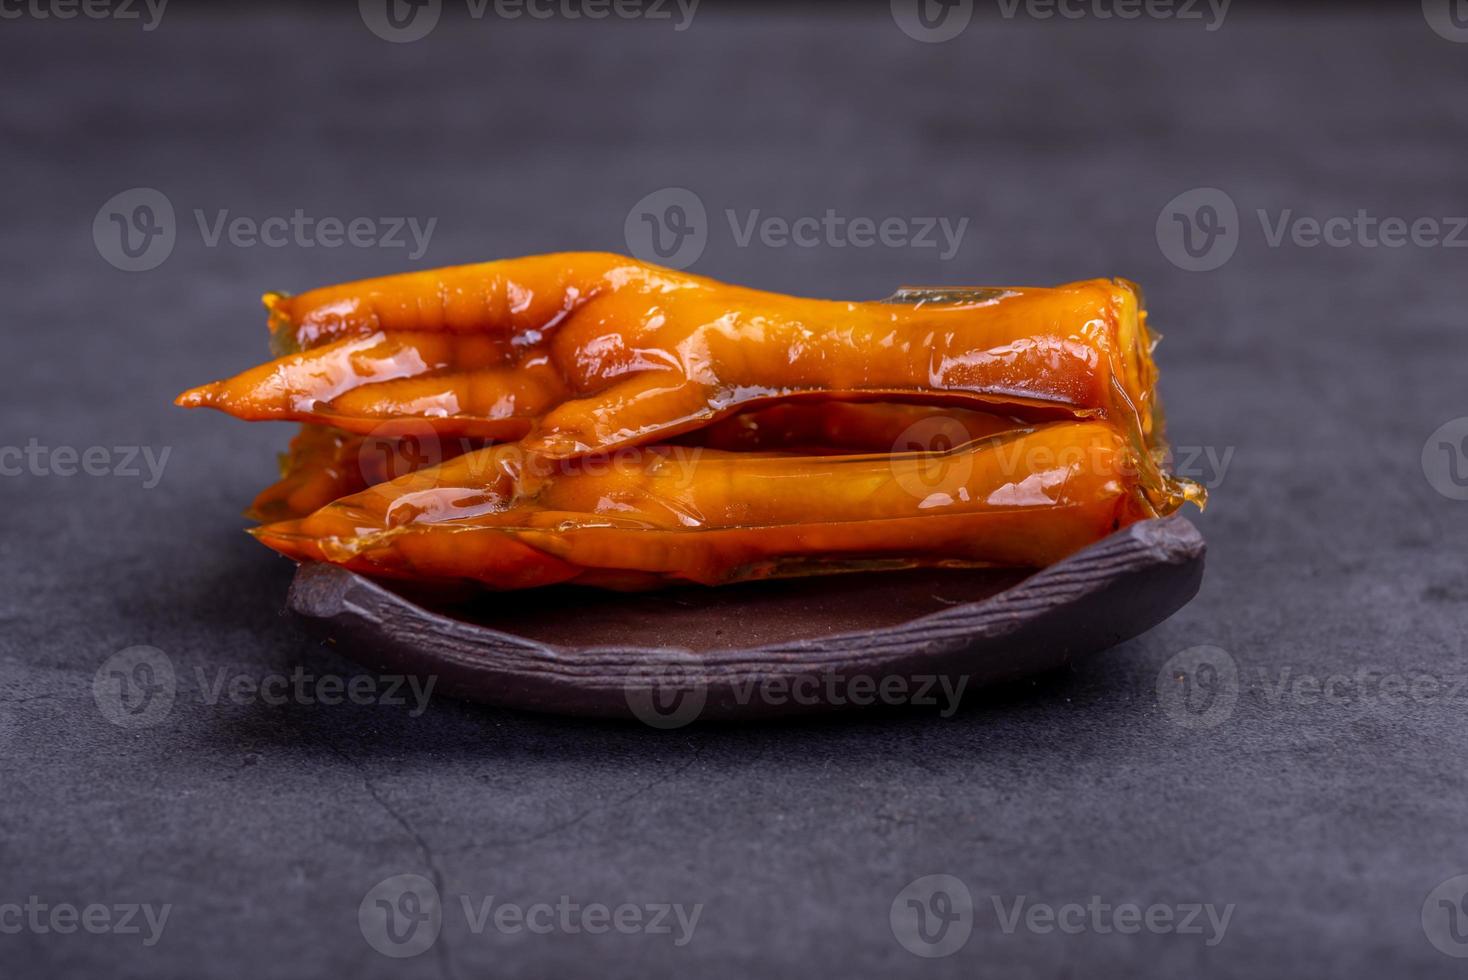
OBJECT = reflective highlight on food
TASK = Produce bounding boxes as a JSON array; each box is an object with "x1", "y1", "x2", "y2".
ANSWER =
[{"x1": 177, "y1": 253, "x2": 1205, "y2": 590}]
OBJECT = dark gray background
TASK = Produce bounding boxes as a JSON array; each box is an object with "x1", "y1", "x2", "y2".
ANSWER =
[{"x1": 2, "y1": 2, "x2": 1466, "y2": 977}]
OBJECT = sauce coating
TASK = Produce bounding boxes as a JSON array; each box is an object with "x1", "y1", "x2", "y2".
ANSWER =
[{"x1": 176, "y1": 254, "x2": 1204, "y2": 591}]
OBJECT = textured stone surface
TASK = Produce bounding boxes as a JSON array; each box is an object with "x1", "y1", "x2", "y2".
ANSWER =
[{"x1": 1, "y1": 4, "x2": 1465, "y2": 977}]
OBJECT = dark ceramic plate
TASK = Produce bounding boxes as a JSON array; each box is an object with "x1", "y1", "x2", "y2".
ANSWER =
[{"x1": 286, "y1": 517, "x2": 1204, "y2": 722}]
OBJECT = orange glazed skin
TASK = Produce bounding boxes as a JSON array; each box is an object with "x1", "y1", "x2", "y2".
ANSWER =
[
  {"x1": 252, "y1": 404, "x2": 1026, "y2": 523},
  {"x1": 247, "y1": 424, "x2": 484, "y2": 524},
  {"x1": 176, "y1": 254, "x2": 1206, "y2": 592},
  {"x1": 251, "y1": 422, "x2": 1151, "y2": 591},
  {"x1": 176, "y1": 253, "x2": 1161, "y2": 461}
]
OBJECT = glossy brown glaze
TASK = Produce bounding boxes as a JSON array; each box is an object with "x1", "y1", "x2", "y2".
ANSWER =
[
  {"x1": 253, "y1": 422, "x2": 1151, "y2": 590},
  {"x1": 177, "y1": 254, "x2": 1204, "y2": 593},
  {"x1": 177, "y1": 253, "x2": 1168, "y2": 466}
]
